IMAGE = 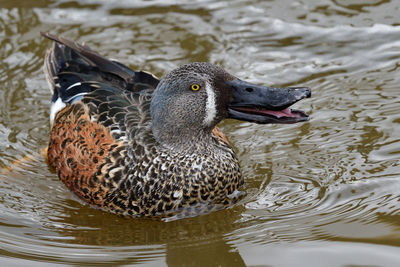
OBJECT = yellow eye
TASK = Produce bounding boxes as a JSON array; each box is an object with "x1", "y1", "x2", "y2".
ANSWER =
[{"x1": 191, "y1": 84, "x2": 200, "y2": 91}]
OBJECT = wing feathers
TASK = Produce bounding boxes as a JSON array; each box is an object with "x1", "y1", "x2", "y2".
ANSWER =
[{"x1": 42, "y1": 33, "x2": 158, "y2": 143}]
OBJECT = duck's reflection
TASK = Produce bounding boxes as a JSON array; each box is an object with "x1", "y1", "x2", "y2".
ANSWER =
[{"x1": 55, "y1": 201, "x2": 246, "y2": 266}]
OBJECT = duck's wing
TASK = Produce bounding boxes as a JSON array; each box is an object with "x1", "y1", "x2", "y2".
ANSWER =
[
  {"x1": 42, "y1": 32, "x2": 159, "y2": 95},
  {"x1": 42, "y1": 32, "x2": 159, "y2": 137},
  {"x1": 42, "y1": 33, "x2": 160, "y2": 205}
]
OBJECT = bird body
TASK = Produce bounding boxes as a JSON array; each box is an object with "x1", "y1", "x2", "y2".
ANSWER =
[{"x1": 42, "y1": 33, "x2": 310, "y2": 220}]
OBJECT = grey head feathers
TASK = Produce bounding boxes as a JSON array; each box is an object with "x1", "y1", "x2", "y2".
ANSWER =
[{"x1": 150, "y1": 62, "x2": 235, "y2": 149}]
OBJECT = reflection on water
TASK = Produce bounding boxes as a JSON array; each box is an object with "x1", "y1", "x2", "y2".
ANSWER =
[{"x1": 1, "y1": 0, "x2": 400, "y2": 266}]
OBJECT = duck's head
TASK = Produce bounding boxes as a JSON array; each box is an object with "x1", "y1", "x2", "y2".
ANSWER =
[{"x1": 151, "y1": 62, "x2": 310, "y2": 147}]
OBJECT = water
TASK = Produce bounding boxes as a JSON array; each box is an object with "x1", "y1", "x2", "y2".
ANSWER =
[{"x1": 1, "y1": 0, "x2": 400, "y2": 266}]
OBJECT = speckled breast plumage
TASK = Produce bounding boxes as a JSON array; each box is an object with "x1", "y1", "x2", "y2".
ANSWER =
[{"x1": 43, "y1": 33, "x2": 244, "y2": 220}]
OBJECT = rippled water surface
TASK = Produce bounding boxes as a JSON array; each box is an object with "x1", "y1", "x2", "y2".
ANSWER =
[{"x1": 2, "y1": 0, "x2": 400, "y2": 266}]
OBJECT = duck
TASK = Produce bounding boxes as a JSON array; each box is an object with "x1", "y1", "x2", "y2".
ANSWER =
[{"x1": 41, "y1": 32, "x2": 311, "y2": 220}]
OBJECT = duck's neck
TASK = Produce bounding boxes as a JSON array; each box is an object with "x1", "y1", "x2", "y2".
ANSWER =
[{"x1": 152, "y1": 124, "x2": 216, "y2": 153}]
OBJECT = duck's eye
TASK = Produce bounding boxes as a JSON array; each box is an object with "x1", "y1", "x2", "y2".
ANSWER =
[{"x1": 191, "y1": 84, "x2": 200, "y2": 91}]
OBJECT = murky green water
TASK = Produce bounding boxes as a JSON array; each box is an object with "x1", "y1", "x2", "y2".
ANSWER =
[{"x1": 1, "y1": 0, "x2": 400, "y2": 266}]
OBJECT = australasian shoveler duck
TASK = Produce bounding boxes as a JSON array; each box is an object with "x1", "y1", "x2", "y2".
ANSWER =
[{"x1": 41, "y1": 32, "x2": 311, "y2": 220}]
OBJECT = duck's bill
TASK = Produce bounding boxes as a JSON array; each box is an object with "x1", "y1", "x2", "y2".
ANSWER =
[{"x1": 227, "y1": 79, "x2": 311, "y2": 124}]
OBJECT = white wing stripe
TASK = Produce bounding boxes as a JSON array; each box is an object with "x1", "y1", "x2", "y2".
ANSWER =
[
  {"x1": 66, "y1": 82, "x2": 82, "y2": 91},
  {"x1": 50, "y1": 97, "x2": 66, "y2": 125}
]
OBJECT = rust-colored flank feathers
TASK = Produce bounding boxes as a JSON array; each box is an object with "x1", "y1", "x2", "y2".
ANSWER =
[{"x1": 48, "y1": 103, "x2": 119, "y2": 207}]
